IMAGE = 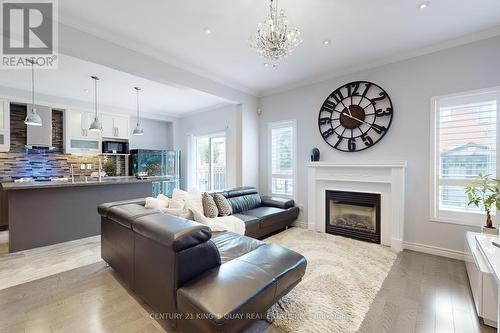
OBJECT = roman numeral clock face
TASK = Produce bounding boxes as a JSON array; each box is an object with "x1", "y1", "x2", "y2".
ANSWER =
[{"x1": 318, "y1": 81, "x2": 393, "y2": 152}]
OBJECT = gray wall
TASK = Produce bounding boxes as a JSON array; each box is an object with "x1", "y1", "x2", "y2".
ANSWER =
[
  {"x1": 129, "y1": 117, "x2": 174, "y2": 150},
  {"x1": 259, "y1": 36, "x2": 500, "y2": 254}
]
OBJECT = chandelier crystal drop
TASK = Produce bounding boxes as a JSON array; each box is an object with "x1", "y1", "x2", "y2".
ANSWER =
[{"x1": 250, "y1": 0, "x2": 302, "y2": 64}]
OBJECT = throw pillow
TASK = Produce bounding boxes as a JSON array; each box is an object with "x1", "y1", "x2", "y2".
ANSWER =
[
  {"x1": 145, "y1": 197, "x2": 168, "y2": 211},
  {"x1": 157, "y1": 194, "x2": 170, "y2": 206},
  {"x1": 202, "y1": 192, "x2": 219, "y2": 218},
  {"x1": 172, "y1": 188, "x2": 204, "y2": 214},
  {"x1": 213, "y1": 193, "x2": 232, "y2": 216}
]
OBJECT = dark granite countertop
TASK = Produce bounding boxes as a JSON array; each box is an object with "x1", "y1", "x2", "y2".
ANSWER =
[{"x1": 1, "y1": 176, "x2": 171, "y2": 190}]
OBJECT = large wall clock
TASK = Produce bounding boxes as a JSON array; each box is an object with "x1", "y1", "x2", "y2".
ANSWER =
[{"x1": 318, "y1": 81, "x2": 393, "y2": 152}]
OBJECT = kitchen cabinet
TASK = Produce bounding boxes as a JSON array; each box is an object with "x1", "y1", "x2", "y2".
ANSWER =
[
  {"x1": 65, "y1": 110, "x2": 101, "y2": 139},
  {"x1": 102, "y1": 114, "x2": 129, "y2": 140},
  {"x1": 64, "y1": 110, "x2": 101, "y2": 154},
  {"x1": 0, "y1": 100, "x2": 10, "y2": 152}
]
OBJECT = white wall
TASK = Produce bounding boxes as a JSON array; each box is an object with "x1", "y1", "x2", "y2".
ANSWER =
[
  {"x1": 259, "y1": 36, "x2": 500, "y2": 254},
  {"x1": 129, "y1": 117, "x2": 173, "y2": 150},
  {"x1": 175, "y1": 105, "x2": 241, "y2": 190}
]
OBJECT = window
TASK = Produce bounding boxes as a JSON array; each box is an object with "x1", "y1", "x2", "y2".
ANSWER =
[
  {"x1": 431, "y1": 88, "x2": 499, "y2": 225},
  {"x1": 269, "y1": 120, "x2": 296, "y2": 198},
  {"x1": 195, "y1": 133, "x2": 226, "y2": 191}
]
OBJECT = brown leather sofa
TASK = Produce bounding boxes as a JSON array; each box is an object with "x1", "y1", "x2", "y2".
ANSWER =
[
  {"x1": 213, "y1": 187, "x2": 300, "y2": 239},
  {"x1": 98, "y1": 198, "x2": 307, "y2": 333}
]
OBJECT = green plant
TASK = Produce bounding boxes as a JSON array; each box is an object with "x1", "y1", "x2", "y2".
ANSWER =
[
  {"x1": 103, "y1": 159, "x2": 116, "y2": 176},
  {"x1": 465, "y1": 174, "x2": 500, "y2": 228}
]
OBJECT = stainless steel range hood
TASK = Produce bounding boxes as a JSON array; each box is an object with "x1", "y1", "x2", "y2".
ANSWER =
[{"x1": 26, "y1": 105, "x2": 54, "y2": 149}]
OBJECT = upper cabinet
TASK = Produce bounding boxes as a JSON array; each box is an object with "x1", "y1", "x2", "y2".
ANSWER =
[
  {"x1": 0, "y1": 100, "x2": 10, "y2": 152},
  {"x1": 64, "y1": 110, "x2": 101, "y2": 154},
  {"x1": 102, "y1": 114, "x2": 129, "y2": 140}
]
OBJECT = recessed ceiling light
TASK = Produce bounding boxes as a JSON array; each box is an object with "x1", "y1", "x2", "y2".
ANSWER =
[
  {"x1": 264, "y1": 63, "x2": 270, "y2": 67},
  {"x1": 418, "y1": 1, "x2": 430, "y2": 10},
  {"x1": 203, "y1": 27, "x2": 212, "y2": 35},
  {"x1": 83, "y1": 89, "x2": 89, "y2": 93},
  {"x1": 323, "y1": 39, "x2": 331, "y2": 46}
]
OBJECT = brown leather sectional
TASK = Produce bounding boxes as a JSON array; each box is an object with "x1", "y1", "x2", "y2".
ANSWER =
[{"x1": 97, "y1": 188, "x2": 306, "y2": 333}]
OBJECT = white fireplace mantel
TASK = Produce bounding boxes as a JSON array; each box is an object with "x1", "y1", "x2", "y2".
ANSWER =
[{"x1": 307, "y1": 160, "x2": 407, "y2": 252}]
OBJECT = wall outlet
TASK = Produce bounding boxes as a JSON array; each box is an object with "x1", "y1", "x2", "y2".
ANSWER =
[
  {"x1": 86, "y1": 164, "x2": 92, "y2": 170},
  {"x1": 80, "y1": 164, "x2": 86, "y2": 170}
]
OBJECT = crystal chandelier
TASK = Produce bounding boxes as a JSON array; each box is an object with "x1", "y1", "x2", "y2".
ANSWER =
[{"x1": 250, "y1": 0, "x2": 302, "y2": 64}]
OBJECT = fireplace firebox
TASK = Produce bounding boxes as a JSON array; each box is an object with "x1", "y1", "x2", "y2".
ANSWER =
[{"x1": 325, "y1": 190, "x2": 381, "y2": 244}]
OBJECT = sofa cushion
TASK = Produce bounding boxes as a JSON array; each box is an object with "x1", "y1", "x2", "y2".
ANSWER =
[
  {"x1": 233, "y1": 213, "x2": 261, "y2": 235},
  {"x1": 134, "y1": 213, "x2": 212, "y2": 251},
  {"x1": 236, "y1": 244, "x2": 307, "y2": 297},
  {"x1": 261, "y1": 196, "x2": 295, "y2": 209},
  {"x1": 211, "y1": 232, "x2": 264, "y2": 264},
  {"x1": 242, "y1": 206, "x2": 296, "y2": 229},
  {"x1": 106, "y1": 204, "x2": 160, "y2": 229},
  {"x1": 177, "y1": 259, "x2": 277, "y2": 331},
  {"x1": 224, "y1": 186, "x2": 258, "y2": 198},
  {"x1": 228, "y1": 194, "x2": 262, "y2": 214},
  {"x1": 97, "y1": 198, "x2": 146, "y2": 217}
]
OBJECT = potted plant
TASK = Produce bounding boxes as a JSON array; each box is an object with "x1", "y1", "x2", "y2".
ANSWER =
[{"x1": 465, "y1": 174, "x2": 500, "y2": 235}]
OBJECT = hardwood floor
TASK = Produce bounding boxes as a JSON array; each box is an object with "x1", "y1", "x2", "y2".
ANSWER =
[
  {"x1": 0, "y1": 232, "x2": 494, "y2": 333},
  {"x1": 359, "y1": 250, "x2": 496, "y2": 333},
  {"x1": 0, "y1": 234, "x2": 100, "y2": 290}
]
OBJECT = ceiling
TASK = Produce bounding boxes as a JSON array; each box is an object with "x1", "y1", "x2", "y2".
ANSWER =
[
  {"x1": 0, "y1": 55, "x2": 232, "y2": 117},
  {"x1": 57, "y1": 0, "x2": 500, "y2": 95}
]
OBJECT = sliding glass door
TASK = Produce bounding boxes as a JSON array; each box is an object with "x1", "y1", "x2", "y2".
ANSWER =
[{"x1": 196, "y1": 134, "x2": 226, "y2": 191}]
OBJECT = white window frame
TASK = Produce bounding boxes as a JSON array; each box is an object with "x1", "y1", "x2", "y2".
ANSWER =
[
  {"x1": 430, "y1": 86, "x2": 500, "y2": 226},
  {"x1": 268, "y1": 119, "x2": 297, "y2": 200},
  {"x1": 194, "y1": 131, "x2": 227, "y2": 192}
]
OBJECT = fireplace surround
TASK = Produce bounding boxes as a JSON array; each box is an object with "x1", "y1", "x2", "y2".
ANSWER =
[{"x1": 307, "y1": 161, "x2": 407, "y2": 251}]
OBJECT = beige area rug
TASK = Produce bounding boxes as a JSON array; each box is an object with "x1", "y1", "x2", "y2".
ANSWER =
[{"x1": 265, "y1": 228, "x2": 397, "y2": 333}]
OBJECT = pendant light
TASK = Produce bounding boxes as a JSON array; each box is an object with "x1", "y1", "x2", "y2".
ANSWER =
[
  {"x1": 132, "y1": 86, "x2": 144, "y2": 136},
  {"x1": 89, "y1": 75, "x2": 102, "y2": 132},
  {"x1": 24, "y1": 58, "x2": 42, "y2": 126}
]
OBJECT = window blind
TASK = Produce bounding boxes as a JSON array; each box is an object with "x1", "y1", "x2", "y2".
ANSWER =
[
  {"x1": 437, "y1": 92, "x2": 497, "y2": 213},
  {"x1": 270, "y1": 122, "x2": 295, "y2": 197}
]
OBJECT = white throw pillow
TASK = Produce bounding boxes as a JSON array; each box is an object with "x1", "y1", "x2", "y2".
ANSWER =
[
  {"x1": 191, "y1": 205, "x2": 210, "y2": 224},
  {"x1": 169, "y1": 199, "x2": 185, "y2": 209},
  {"x1": 145, "y1": 197, "x2": 168, "y2": 211},
  {"x1": 172, "y1": 188, "x2": 203, "y2": 215},
  {"x1": 157, "y1": 194, "x2": 170, "y2": 206}
]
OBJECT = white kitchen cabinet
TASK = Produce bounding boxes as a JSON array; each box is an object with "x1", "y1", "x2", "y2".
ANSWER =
[
  {"x1": 102, "y1": 113, "x2": 129, "y2": 140},
  {"x1": 64, "y1": 110, "x2": 101, "y2": 154},
  {"x1": 0, "y1": 99, "x2": 10, "y2": 152}
]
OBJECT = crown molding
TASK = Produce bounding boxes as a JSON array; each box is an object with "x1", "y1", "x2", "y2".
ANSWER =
[{"x1": 259, "y1": 25, "x2": 500, "y2": 97}]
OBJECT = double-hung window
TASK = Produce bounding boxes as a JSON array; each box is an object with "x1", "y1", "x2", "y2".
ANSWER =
[
  {"x1": 269, "y1": 120, "x2": 296, "y2": 198},
  {"x1": 430, "y1": 87, "x2": 499, "y2": 225}
]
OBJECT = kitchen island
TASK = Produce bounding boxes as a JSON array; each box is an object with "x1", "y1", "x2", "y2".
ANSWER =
[{"x1": 1, "y1": 177, "x2": 160, "y2": 252}]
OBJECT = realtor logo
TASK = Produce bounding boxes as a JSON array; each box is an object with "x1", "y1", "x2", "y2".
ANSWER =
[{"x1": 1, "y1": 0, "x2": 58, "y2": 68}]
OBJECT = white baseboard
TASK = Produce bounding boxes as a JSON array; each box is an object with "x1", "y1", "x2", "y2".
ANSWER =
[{"x1": 403, "y1": 241, "x2": 467, "y2": 261}]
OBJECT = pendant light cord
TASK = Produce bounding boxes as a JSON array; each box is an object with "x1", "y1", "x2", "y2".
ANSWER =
[
  {"x1": 94, "y1": 78, "x2": 98, "y2": 118},
  {"x1": 30, "y1": 59, "x2": 35, "y2": 113},
  {"x1": 136, "y1": 88, "x2": 140, "y2": 126},
  {"x1": 135, "y1": 87, "x2": 141, "y2": 126}
]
